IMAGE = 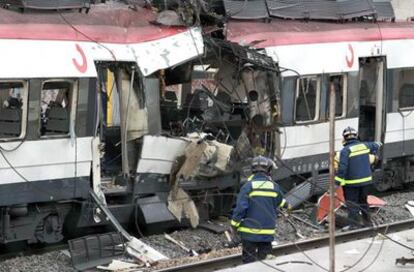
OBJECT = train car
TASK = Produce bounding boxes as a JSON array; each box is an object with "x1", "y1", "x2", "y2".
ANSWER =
[
  {"x1": 0, "y1": 4, "x2": 220, "y2": 245},
  {"x1": 226, "y1": 19, "x2": 414, "y2": 203}
]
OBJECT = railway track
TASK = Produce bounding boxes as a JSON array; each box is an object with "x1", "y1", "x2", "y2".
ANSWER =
[{"x1": 154, "y1": 218, "x2": 414, "y2": 272}]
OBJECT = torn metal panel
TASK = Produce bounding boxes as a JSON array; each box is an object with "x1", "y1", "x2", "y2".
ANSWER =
[
  {"x1": 97, "y1": 260, "x2": 142, "y2": 271},
  {"x1": 68, "y1": 232, "x2": 125, "y2": 271},
  {"x1": 143, "y1": 78, "x2": 162, "y2": 135},
  {"x1": 89, "y1": 191, "x2": 168, "y2": 264},
  {"x1": 136, "y1": 136, "x2": 188, "y2": 174},
  {"x1": 242, "y1": 69, "x2": 274, "y2": 126},
  {"x1": 176, "y1": 141, "x2": 208, "y2": 180},
  {"x1": 0, "y1": 7, "x2": 203, "y2": 78},
  {"x1": 130, "y1": 27, "x2": 204, "y2": 76},
  {"x1": 168, "y1": 187, "x2": 200, "y2": 228},
  {"x1": 178, "y1": 133, "x2": 234, "y2": 178}
]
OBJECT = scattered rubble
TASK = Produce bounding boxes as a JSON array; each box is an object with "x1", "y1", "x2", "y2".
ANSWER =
[{"x1": 2, "y1": 191, "x2": 414, "y2": 271}]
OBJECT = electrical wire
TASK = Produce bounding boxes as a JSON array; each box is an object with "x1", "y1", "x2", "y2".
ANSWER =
[
  {"x1": 57, "y1": 11, "x2": 117, "y2": 61},
  {"x1": 49, "y1": 6, "x2": 408, "y2": 271}
]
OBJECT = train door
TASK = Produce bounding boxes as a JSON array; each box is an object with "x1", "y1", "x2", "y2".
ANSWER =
[{"x1": 358, "y1": 57, "x2": 386, "y2": 143}]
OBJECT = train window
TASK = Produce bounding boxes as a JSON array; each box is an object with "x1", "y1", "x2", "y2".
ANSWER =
[
  {"x1": 40, "y1": 80, "x2": 75, "y2": 136},
  {"x1": 295, "y1": 77, "x2": 320, "y2": 122},
  {"x1": 397, "y1": 69, "x2": 414, "y2": 110},
  {"x1": 0, "y1": 81, "x2": 27, "y2": 139},
  {"x1": 328, "y1": 75, "x2": 347, "y2": 118}
]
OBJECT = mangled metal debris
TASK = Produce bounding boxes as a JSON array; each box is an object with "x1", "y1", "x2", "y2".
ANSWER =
[
  {"x1": 97, "y1": 260, "x2": 143, "y2": 271},
  {"x1": 68, "y1": 191, "x2": 169, "y2": 270},
  {"x1": 164, "y1": 233, "x2": 199, "y2": 256}
]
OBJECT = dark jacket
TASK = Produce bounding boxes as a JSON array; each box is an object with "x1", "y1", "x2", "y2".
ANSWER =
[
  {"x1": 231, "y1": 172, "x2": 288, "y2": 242},
  {"x1": 335, "y1": 139, "x2": 382, "y2": 187}
]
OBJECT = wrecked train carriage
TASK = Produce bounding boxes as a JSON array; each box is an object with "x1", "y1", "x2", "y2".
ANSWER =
[
  {"x1": 0, "y1": 5, "x2": 238, "y2": 245},
  {"x1": 226, "y1": 19, "x2": 414, "y2": 206}
]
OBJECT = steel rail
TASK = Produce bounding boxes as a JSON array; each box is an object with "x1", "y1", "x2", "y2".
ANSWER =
[{"x1": 154, "y1": 218, "x2": 414, "y2": 272}]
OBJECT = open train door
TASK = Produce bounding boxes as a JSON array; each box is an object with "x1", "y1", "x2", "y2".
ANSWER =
[
  {"x1": 358, "y1": 57, "x2": 386, "y2": 190},
  {"x1": 358, "y1": 57, "x2": 386, "y2": 143}
]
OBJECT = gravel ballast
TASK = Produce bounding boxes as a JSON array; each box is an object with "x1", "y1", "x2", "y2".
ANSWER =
[{"x1": 1, "y1": 190, "x2": 414, "y2": 271}]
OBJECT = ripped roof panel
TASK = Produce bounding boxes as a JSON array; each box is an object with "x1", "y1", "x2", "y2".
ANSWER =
[
  {"x1": 224, "y1": 0, "x2": 395, "y2": 21},
  {"x1": 223, "y1": 0, "x2": 269, "y2": 19}
]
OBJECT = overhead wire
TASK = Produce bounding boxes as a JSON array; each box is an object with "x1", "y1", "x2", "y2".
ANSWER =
[{"x1": 21, "y1": 6, "x2": 404, "y2": 270}]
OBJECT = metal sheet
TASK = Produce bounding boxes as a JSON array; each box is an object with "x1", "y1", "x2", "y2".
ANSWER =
[
  {"x1": 136, "y1": 135, "x2": 188, "y2": 174},
  {"x1": 223, "y1": 0, "x2": 269, "y2": 19},
  {"x1": 373, "y1": 1, "x2": 395, "y2": 20},
  {"x1": 266, "y1": 0, "x2": 378, "y2": 20},
  {"x1": 143, "y1": 78, "x2": 161, "y2": 135}
]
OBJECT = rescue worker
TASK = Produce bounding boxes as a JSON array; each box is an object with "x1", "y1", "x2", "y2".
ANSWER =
[
  {"x1": 230, "y1": 155, "x2": 290, "y2": 263},
  {"x1": 335, "y1": 127, "x2": 382, "y2": 229}
]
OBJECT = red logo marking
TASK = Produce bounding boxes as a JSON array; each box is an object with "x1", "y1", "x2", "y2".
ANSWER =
[
  {"x1": 72, "y1": 44, "x2": 87, "y2": 73},
  {"x1": 346, "y1": 44, "x2": 354, "y2": 68}
]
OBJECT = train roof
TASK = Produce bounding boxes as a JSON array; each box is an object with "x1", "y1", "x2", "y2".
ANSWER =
[
  {"x1": 227, "y1": 19, "x2": 414, "y2": 47},
  {"x1": 0, "y1": 4, "x2": 186, "y2": 43}
]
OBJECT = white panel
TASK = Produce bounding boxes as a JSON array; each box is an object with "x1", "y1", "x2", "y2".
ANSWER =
[
  {"x1": 0, "y1": 27, "x2": 203, "y2": 79},
  {"x1": 383, "y1": 39, "x2": 414, "y2": 69},
  {"x1": 0, "y1": 40, "x2": 97, "y2": 78},
  {"x1": 266, "y1": 39, "x2": 414, "y2": 76},
  {"x1": 137, "y1": 136, "x2": 188, "y2": 174},
  {"x1": 280, "y1": 118, "x2": 358, "y2": 159},
  {"x1": 129, "y1": 27, "x2": 204, "y2": 76},
  {"x1": 385, "y1": 112, "x2": 414, "y2": 143},
  {"x1": 0, "y1": 162, "x2": 90, "y2": 185},
  {"x1": 0, "y1": 137, "x2": 93, "y2": 184}
]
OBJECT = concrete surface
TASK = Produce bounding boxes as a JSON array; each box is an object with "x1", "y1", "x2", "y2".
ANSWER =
[{"x1": 218, "y1": 229, "x2": 414, "y2": 272}]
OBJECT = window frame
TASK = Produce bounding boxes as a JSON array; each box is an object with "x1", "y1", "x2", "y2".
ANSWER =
[
  {"x1": 294, "y1": 76, "x2": 321, "y2": 123},
  {"x1": 397, "y1": 69, "x2": 414, "y2": 111},
  {"x1": 329, "y1": 73, "x2": 348, "y2": 119},
  {"x1": 39, "y1": 79, "x2": 78, "y2": 138},
  {"x1": 0, "y1": 80, "x2": 29, "y2": 141}
]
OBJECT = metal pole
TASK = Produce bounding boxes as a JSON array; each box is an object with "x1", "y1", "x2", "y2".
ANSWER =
[{"x1": 329, "y1": 82, "x2": 336, "y2": 272}]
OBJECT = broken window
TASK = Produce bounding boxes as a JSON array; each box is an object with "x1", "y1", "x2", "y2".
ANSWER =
[
  {"x1": 295, "y1": 77, "x2": 320, "y2": 122},
  {"x1": 396, "y1": 69, "x2": 414, "y2": 110},
  {"x1": 327, "y1": 74, "x2": 347, "y2": 118},
  {"x1": 40, "y1": 80, "x2": 74, "y2": 136},
  {"x1": 0, "y1": 81, "x2": 27, "y2": 139}
]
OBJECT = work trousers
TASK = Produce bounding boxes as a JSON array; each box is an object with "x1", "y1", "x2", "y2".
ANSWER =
[
  {"x1": 343, "y1": 184, "x2": 372, "y2": 227},
  {"x1": 241, "y1": 240, "x2": 272, "y2": 263}
]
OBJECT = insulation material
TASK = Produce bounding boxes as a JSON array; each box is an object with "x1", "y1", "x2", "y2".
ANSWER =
[
  {"x1": 179, "y1": 133, "x2": 234, "y2": 178},
  {"x1": 168, "y1": 188, "x2": 200, "y2": 228}
]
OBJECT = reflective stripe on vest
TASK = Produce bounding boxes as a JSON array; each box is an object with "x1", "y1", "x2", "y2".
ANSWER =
[
  {"x1": 231, "y1": 220, "x2": 240, "y2": 227},
  {"x1": 279, "y1": 198, "x2": 286, "y2": 207},
  {"x1": 349, "y1": 149, "x2": 370, "y2": 157},
  {"x1": 249, "y1": 191, "x2": 278, "y2": 198},
  {"x1": 335, "y1": 176, "x2": 372, "y2": 185},
  {"x1": 238, "y1": 227, "x2": 275, "y2": 235},
  {"x1": 252, "y1": 180, "x2": 274, "y2": 190},
  {"x1": 349, "y1": 144, "x2": 370, "y2": 157}
]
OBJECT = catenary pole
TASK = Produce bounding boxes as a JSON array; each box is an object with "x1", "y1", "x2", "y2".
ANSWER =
[{"x1": 329, "y1": 82, "x2": 336, "y2": 272}]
